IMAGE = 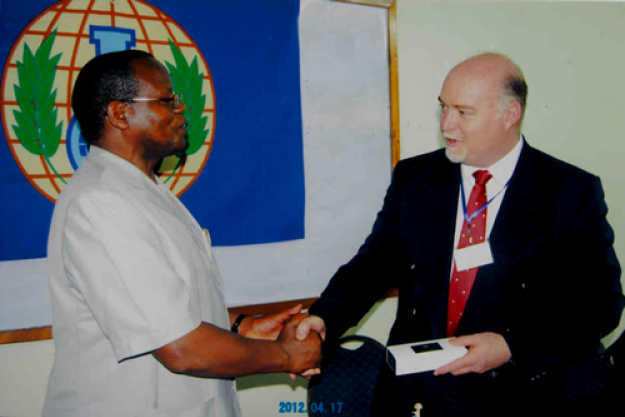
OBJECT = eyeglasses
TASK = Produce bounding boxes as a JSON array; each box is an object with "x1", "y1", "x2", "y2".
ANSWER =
[{"x1": 124, "y1": 93, "x2": 182, "y2": 109}]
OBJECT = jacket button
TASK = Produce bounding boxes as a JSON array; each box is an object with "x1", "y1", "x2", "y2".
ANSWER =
[{"x1": 410, "y1": 264, "x2": 416, "y2": 270}]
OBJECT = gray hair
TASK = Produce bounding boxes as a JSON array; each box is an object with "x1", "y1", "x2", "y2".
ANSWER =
[{"x1": 497, "y1": 70, "x2": 528, "y2": 119}]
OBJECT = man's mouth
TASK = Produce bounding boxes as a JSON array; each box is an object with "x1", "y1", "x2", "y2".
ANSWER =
[{"x1": 445, "y1": 137, "x2": 461, "y2": 146}]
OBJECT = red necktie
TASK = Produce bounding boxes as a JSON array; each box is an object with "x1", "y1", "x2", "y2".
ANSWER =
[{"x1": 446, "y1": 170, "x2": 492, "y2": 337}]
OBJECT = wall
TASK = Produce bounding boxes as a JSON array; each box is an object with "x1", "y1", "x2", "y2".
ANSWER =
[{"x1": 397, "y1": 0, "x2": 625, "y2": 344}]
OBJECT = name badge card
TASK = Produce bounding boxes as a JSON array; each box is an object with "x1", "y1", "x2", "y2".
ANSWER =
[{"x1": 454, "y1": 242, "x2": 493, "y2": 271}]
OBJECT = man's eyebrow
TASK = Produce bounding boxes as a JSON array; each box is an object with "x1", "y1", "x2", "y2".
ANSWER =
[{"x1": 438, "y1": 98, "x2": 475, "y2": 111}]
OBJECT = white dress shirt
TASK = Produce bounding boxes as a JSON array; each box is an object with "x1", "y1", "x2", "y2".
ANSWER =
[{"x1": 452, "y1": 137, "x2": 524, "y2": 263}]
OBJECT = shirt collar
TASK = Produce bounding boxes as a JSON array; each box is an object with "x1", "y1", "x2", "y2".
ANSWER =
[
  {"x1": 87, "y1": 145, "x2": 159, "y2": 189},
  {"x1": 461, "y1": 135, "x2": 524, "y2": 188}
]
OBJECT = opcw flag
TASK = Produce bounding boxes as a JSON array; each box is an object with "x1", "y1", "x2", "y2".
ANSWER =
[{"x1": 0, "y1": 0, "x2": 305, "y2": 261}]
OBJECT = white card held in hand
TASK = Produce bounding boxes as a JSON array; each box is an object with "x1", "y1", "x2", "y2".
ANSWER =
[
  {"x1": 454, "y1": 242, "x2": 493, "y2": 271},
  {"x1": 387, "y1": 338, "x2": 468, "y2": 375}
]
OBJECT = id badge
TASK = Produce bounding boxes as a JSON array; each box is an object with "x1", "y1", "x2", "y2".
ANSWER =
[{"x1": 455, "y1": 242, "x2": 494, "y2": 271}]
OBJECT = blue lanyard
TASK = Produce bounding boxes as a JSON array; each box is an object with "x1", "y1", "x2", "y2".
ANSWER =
[{"x1": 460, "y1": 178, "x2": 510, "y2": 232}]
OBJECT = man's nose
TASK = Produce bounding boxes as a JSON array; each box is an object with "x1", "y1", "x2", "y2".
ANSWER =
[
  {"x1": 440, "y1": 110, "x2": 456, "y2": 132},
  {"x1": 175, "y1": 100, "x2": 186, "y2": 113}
]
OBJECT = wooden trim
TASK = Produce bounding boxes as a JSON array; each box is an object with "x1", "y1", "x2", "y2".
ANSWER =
[
  {"x1": 229, "y1": 298, "x2": 319, "y2": 316},
  {"x1": 0, "y1": 326, "x2": 52, "y2": 345},
  {"x1": 0, "y1": 301, "x2": 319, "y2": 345},
  {"x1": 330, "y1": 0, "x2": 395, "y2": 8},
  {"x1": 388, "y1": 1, "x2": 400, "y2": 167},
  {"x1": 0, "y1": 287, "x2": 399, "y2": 345},
  {"x1": 1, "y1": 0, "x2": 401, "y2": 346}
]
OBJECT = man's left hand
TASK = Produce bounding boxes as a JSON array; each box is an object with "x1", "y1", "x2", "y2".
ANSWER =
[
  {"x1": 433, "y1": 332, "x2": 511, "y2": 376},
  {"x1": 240, "y1": 304, "x2": 303, "y2": 340}
]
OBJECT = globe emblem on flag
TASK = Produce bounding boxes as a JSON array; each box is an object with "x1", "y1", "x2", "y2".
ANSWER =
[{"x1": 1, "y1": 0, "x2": 216, "y2": 203}]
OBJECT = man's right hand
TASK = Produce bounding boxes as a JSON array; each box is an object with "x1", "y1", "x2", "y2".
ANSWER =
[
  {"x1": 295, "y1": 315, "x2": 326, "y2": 342},
  {"x1": 277, "y1": 314, "x2": 323, "y2": 374},
  {"x1": 286, "y1": 315, "x2": 327, "y2": 379}
]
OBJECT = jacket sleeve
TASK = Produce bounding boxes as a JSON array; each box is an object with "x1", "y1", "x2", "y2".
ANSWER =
[{"x1": 308, "y1": 160, "x2": 411, "y2": 342}]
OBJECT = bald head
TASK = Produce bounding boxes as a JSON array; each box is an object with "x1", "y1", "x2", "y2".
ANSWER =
[{"x1": 450, "y1": 53, "x2": 527, "y2": 119}]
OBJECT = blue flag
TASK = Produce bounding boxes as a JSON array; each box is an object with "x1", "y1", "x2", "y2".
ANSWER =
[{"x1": 0, "y1": 0, "x2": 305, "y2": 261}]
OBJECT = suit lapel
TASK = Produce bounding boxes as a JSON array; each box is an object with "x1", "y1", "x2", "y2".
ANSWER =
[
  {"x1": 459, "y1": 142, "x2": 541, "y2": 334},
  {"x1": 411, "y1": 157, "x2": 461, "y2": 338}
]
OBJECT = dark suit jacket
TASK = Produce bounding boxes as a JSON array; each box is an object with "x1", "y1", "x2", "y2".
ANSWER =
[{"x1": 309, "y1": 142, "x2": 624, "y2": 416}]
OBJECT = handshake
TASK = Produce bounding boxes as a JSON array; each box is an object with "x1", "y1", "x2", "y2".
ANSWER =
[{"x1": 241, "y1": 304, "x2": 327, "y2": 378}]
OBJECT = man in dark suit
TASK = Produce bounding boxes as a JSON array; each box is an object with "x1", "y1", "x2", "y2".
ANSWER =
[{"x1": 295, "y1": 53, "x2": 625, "y2": 416}]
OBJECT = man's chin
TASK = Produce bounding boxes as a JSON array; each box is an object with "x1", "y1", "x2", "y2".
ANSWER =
[
  {"x1": 173, "y1": 135, "x2": 188, "y2": 154},
  {"x1": 445, "y1": 146, "x2": 466, "y2": 164}
]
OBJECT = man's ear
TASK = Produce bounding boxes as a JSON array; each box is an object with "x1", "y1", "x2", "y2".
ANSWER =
[
  {"x1": 504, "y1": 101, "x2": 522, "y2": 130},
  {"x1": 106, "y1": 101, "x2": 130, "y2": 130}
]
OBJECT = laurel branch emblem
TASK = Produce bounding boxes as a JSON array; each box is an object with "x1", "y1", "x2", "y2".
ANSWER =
[
  {"x1": 10, "y1": 31, "x2": 209, "y2": 187},
  {"x1": 12, "y1": 29, "x2": 65, "y2": 184},
  {"x1": 163, "y1": 39, "x2": 209, "y2": 183}
]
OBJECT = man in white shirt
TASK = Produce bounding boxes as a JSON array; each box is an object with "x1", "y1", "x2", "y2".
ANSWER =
[
  {"x1": 43, "y1": 50, "x2": 321, "y2": 417},
  {"x1": 295, "y1": 53, "x2": 624, "y2": 416}
]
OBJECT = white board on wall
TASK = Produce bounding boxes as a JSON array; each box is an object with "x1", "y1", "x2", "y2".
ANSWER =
[{"x1": 218, "y1": 0, "x2": 391, "y2": 307}]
